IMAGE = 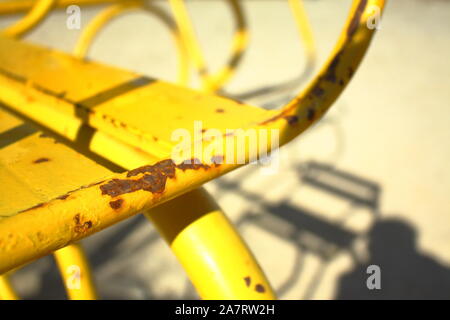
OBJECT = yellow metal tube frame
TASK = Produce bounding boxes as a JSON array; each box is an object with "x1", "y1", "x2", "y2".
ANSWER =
[
  {"x1": 74, "y1": 0, "x2": 190, "y2": 86},
  {"x1": 1, "y1": 0, "x2": 55, "y2": 38},
  {"x1": 53, "y1": 243, "x2": 98, "y2": 300},
  {"x1": 0, "y1": 0, "x2": 386, "y2": 300},
  {"x1": 0, "y1": 0, "x2": 120, "y2": 15}
]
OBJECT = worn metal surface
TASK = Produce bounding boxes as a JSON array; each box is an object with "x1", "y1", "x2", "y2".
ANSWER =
[{"x1": 0, "y1": 0, "x2": 385, "y2": 299}]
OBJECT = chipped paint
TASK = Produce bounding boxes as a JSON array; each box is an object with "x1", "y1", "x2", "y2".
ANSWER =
[
  {"x1": 109, "y1": 198, "x2": 123, "y2": 210},
  {"x1": 33, "y1": 157, "x2": 50, "y2": 164},
  {"x1": 73, "y1": 214, "x2": 92, "y2": 235},
  {"x1": 255, "y1": 284, "x2": 265, "y2": 293}
]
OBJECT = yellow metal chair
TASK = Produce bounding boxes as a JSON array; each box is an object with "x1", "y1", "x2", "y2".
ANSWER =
[{"x1": 0, "y1": 0, "x2": 386, "y2": 299}]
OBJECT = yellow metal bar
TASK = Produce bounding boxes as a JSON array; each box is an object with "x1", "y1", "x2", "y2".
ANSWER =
[
  {"x1": 53, "y1": 243, "x2": 98, "y2": 300},
  {"x1": 0, "y1": 274, "x2": 19, "y2": 300},
  {"x1": 145, "y1": 188, "x2": 275, "y2": 299},
  {"x1": 262, "y1": 0, "x2": 386, "y2": 148},
  {"x1": 0, "y1": 91, "x2": 273, "y2": 299},
  {"x1": 288, "y1": 0, "x2": 315, "y2": 63},
  {"x1": 74, "y1": 0, "x2": 190, "y2": 86},
  {"x1": 169, "y1": 0, "x2": 249, "y2": 92},
  {"x1": 201, "y1": 0, "x2": 248, "y2": 93},
  {"x1": 0, "y1": 0, "x2": 119, "y2": 15},
  {"x1": 1, "y1": 0, "x2": 55, "y2": 38}
]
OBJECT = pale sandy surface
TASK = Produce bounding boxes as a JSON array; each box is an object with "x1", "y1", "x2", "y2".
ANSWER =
[{"x1": 2, "y1": 0, "x2": 450, "y2": 299}]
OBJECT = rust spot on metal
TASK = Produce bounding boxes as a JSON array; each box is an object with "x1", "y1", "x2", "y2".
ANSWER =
[
  {"x1": 216, "y1": 108, "x2": 225, "y2": 113},
  {"x1": 312, "y1": 85, "x2": 325, "y2": 98},
  {"x1": 57, "y1": 194, "x2": 69, "y2": 200},
  {"x1": 255, "y1": 284, "x2": 265, "y2": 293},
  {"x1": 347, "y1": 0, "x2": 368, "y2": 37},
  {"x1": 109, "y1": 198, "x2": 124, "y2": 210},
  {"x1": 324, "y1": 50, "x2": 343, "y2": 84},
  {"x1": 101, "y1": 175, "x2": 166, "y2": 196},
  {"x1": 284, "y1": 115, "x2": 299, "y2": 126},
  {"x1": 33, "y1": 157, "x2": 50, "y2": 164},
  {"x1": 101, "y1": 159, "x2": 177, "y2": 196},
  {"x1": 244, "y1": 276, "x2": 251, "y2": 287},
  {"x1": 127, "y1": 159, "x2": 176, "y2": 178},
  {"x1": 100, "y1": 158, "x2": 216, "y2": 198},
  {"x1": 307, "y1": 108, "x2": 316, "y2": 121},
  {"x1": 177, "y1": 158, "x2": 210, "y2": 171},
  {"x1": 73, "y1": 214, "x2": 93, "y2": 234}
]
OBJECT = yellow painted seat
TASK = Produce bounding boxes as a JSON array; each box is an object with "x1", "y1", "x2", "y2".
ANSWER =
[{"x1": 0, "y1": 0, "x2": 386, "y2": 299}]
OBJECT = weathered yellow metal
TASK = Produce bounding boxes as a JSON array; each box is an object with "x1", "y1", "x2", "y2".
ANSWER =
[
  {"x1": 0, "y1": 106, "x2": 274, "y2": 299},
  {"x1": 0, "y1": 0, "x2": 386, "y2": 299}
]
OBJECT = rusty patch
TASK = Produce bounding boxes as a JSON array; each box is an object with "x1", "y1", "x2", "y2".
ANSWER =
[
  {"x1": 347, "y1": 0, "x2": 368, "y2": 37},
  {"x1": 101, "y1": 175, "x2": 166, "y2": 196},
  {"x1": 244, "y1": 276, "x2": 251, "y2": 287},
  {"x1": 307, "y1": 108, "x2": 316, "y2": 121},
  {"x1": 109, "y1": 198, "x2": 124, "y2": 210},
  {"x1": 177, "y1": 158, "x2": 210, "y2": 171},
  {"x1": 255, "y1": 284, "x2": 266, "y2": 293},
  {"x1": 324, "y1": 51, "x2": 343, "y2": 84},
  {"x1": 284, "y1": 115, "x2": 299, "y2": 126},
  {"x1": 73, "y1": 214, "x2": 93, "y2": 234},
  {"x1": 33, "y1": 157, "x2": 50, "y2": 164},
  {"x1": 100, "y1": 158, "x2": 215, "y2": 198},
  {"x1": 57, "y1": 194, "x2": 69, "y2": 200},
  {"x1": 311, "y1": 85, "x2": 325, "y2": 98},
  {"x1": 127, "y1": 159, "x2": 176, "y2": 178}
]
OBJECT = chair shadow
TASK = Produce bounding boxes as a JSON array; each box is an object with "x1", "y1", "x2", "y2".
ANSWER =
[{"x1": 216, "y1": 160, "x2": 382, "y2": 298}]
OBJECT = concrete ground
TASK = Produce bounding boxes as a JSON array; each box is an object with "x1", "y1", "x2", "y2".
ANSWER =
[{"x1": 2, "y1": 0, "x2": 450, "y2": 299}]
